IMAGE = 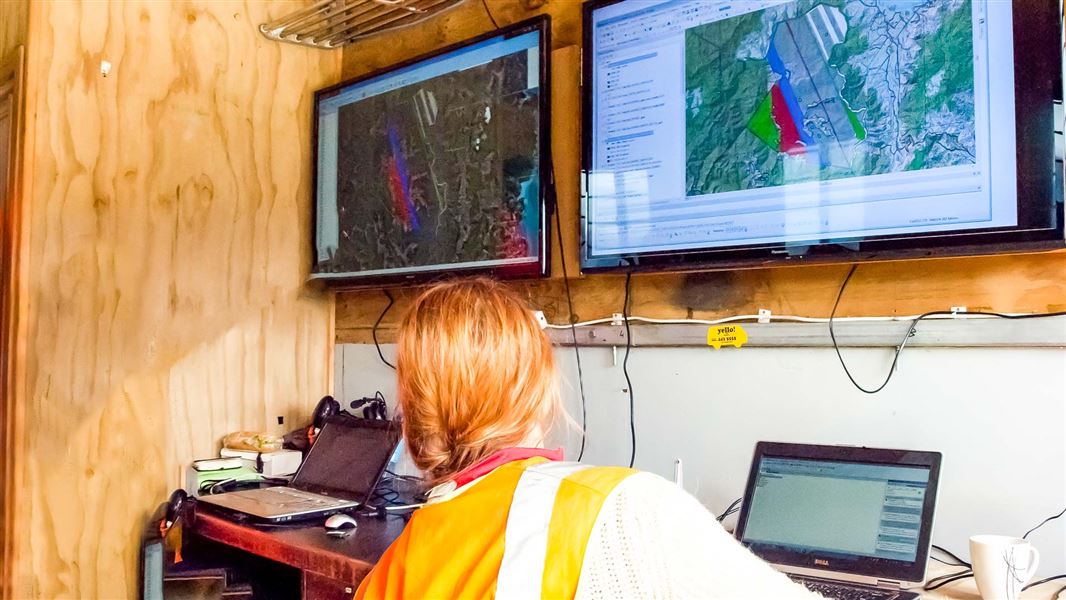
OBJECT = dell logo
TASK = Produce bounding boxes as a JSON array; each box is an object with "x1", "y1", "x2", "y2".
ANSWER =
[{"x1": 814, "y1": 559, "x2": 830, "y2": 567}]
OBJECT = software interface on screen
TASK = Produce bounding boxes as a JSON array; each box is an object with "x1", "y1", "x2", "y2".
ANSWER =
[
  {"x1": 742, "y1": 457, "x2": 932, "y2": 562},
  {"x1": 585, "y1": 0, "x2": 1019, "y2": 263},
  {"x1": 314, "y1": 30, "x2": 543, "y2": 279}
]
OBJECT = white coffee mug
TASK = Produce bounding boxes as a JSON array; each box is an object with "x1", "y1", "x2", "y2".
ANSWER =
[{"x1": 969, "y1": 535, "x2": 1040, "y2": 600}]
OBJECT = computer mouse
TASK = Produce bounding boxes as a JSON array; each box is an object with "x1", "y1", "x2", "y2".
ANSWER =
[{"x1": 324, "y1": 513, "x2": 358, "y2": 535}]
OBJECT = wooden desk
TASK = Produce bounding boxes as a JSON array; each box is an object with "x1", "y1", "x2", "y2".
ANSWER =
[
  {"x1": 188, "y1": 507, "x2": 406, "y2": 599},
  {"x1": 921, "y1": 564, "x2": 1062, "y2": 600}
]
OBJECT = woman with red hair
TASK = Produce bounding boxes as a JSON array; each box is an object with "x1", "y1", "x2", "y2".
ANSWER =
[{"x1": 356, "y1": 278, "x2": 818, "y2": 599}]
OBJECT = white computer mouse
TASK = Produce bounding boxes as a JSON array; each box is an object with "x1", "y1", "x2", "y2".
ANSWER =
[{"x1": 324, "y1": 513, "x2": 358, "y2": 534}]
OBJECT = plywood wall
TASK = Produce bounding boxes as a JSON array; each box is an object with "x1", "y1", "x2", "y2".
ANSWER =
[
  {"x1": 0, "y1": 0, "x2": 28, "y2": 60},
  {"x1": 11, "y1": 2, "x2": 339, "y2": 597},
  {"x1": 334, "y1": 0, "x2": 1066, "y2": 344}
]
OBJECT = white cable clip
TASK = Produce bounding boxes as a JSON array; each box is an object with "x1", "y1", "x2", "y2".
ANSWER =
[
  {"x1": 532, "y1": 310, "x2": 549, "y2": 329},
  {"x1": 951, "y1": 306, "x2": 967, "y2": 317},
  {"x1": 757, "y1": 308, "x2": 772, "y2": 324},
  {"x1": 611, "y1": 312, "x2": 625, "y2": 326}
]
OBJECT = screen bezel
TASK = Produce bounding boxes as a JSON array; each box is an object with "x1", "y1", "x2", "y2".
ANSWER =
[
  {"x1": 311, "y1": 16, "x2": 553, "y2": 289},
  {"x1": 733, "y1": 442, "x2": 942, "y2": 584},
  {"x1": 291, "y1": 417, "x2": 401, "y2": 503},
  {"x1": 579, "y1": 0, "x2": 1064, "y2": 275}
]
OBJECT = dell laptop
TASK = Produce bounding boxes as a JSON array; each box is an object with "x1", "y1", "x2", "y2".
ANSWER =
[
  {"x1": 197, "y1": 417, "x2": 401, "y2": 523},
  {"x1": 734, "y1": 442, "x2": 942, "y2": 600}
]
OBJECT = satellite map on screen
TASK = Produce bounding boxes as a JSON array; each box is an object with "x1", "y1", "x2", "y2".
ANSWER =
[
  {"x1": 685, "y1": 0, "x2": 977, "y2": 196},
  {"x1": 325, "y1": 50, "x2": 540, "y2": 274}
]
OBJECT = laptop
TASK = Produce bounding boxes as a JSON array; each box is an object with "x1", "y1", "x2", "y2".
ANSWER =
[
  {"x1": 197, "y1": 417, "x2": 401, "y2": 523},
  {"x1": 734, "y1": 442, "x2": 942, "y2": 600}
]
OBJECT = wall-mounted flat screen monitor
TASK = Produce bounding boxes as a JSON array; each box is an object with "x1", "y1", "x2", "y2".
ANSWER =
[
  {"x1": 312, "y1": 17, "x2": 551, "y2": 286},
  {"x1": 581, "y1": 0, "x2": 1063, "y2": 273}
]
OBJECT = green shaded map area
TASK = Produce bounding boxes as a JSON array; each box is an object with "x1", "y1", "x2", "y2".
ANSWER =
[{"x1": 685, "y1": 0, "x2": 977, "y2": 196}]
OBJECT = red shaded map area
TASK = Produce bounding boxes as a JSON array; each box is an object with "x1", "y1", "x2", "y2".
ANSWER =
[{"x1": 770, "y1": 83, "x2": 805, "y2": 155}]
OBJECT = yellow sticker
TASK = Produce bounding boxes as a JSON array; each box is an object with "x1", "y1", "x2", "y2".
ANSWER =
[{"x1": 707, "y1": 324, "x2": 748, "y2": 349}]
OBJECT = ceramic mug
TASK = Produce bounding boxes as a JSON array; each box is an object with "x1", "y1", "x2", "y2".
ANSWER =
[{"x1": 969, "y1": 535, "x2": 1040, "y2": 600}]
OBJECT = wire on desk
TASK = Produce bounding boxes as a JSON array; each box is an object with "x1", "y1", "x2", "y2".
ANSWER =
[
  {"x1": 931, "y1": 544, "x2": 971, "y2": 568},
  {"x1": 622, "y1": 271, "x2": 636, "y2": 468},
  {"x1": 1053, "y1": 583, "x2": 1066, "y2": 598},
  {"x1": 372, "y1": 289, "x2": 397, "y2": 370},
  {"x1": 1023, "y1": 574, "x2": 1066, "y2": 591},
  {"x1": 923, "y1": 569, "x2": 973, "y2": 591}
]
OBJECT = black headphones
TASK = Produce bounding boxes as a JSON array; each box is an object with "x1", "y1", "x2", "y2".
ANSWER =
[
  {"x1": 312, "y1": 394, "x2": 388, "y2": 429},
  {"x1": 312, "y1": 396, "x2": 341, "y2": 429}
]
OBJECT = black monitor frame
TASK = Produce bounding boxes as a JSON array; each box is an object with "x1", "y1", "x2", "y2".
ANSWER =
[
  {"x1": 734, "y1": 442, "x2": 943, "y2": 585},
  {"x1": 311, "y1": 16, "x2": 553, "y2": 289},
  {"x1": 580, "y1": 0, "x2": 1064, "y2": 275}
]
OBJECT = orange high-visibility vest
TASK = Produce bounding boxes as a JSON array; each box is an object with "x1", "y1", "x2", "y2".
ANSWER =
[{"x1": 355, "y1": 457, "x2": 636, "y2": 600}]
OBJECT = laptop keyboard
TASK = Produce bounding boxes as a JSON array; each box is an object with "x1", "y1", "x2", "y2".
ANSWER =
[
  {"x1": 260, "y1": 486, "x2": 348, "y2": 506},
  {"x1": 796, "y1": 579, "x2": 917, "y2": 600}
]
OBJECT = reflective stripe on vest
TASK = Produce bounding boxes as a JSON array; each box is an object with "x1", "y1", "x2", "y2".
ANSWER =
[{"x1": 354, "y1": 459, "x2": 636, "y2": 600}]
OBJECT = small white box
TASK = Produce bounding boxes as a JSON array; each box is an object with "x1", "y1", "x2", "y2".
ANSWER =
[{"x1": 219, "y1": 448, "x2": 303, "y2": 477}]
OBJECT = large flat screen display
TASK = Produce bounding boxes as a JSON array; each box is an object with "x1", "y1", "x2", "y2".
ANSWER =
[
  {"x1": 312, "y1": 17, "x2": 551, "y2": 286},
  {"x1": 582, "y1": 0, "x2": 1063, "y2": 272}
]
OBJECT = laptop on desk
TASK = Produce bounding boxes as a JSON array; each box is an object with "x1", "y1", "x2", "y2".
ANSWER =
[
  {"x1": 734, "y1": 442, "x2": 942, "y2": 600},
  {"x1": 197, "y1": 418, "x2": 401, "y2": 523}
]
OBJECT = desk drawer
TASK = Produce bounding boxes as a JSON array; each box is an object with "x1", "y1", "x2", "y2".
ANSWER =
[{"x1": 303, "y1": 571, "x2": 355, "y2": 600}]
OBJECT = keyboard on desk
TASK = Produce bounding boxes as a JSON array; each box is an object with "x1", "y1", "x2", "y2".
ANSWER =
[
  {"x1": 795, "y1": 577, "x2": 918, "y2": 600},
  {"x1": 255, "y1": 487, "x2": 351, "y2": 508}
]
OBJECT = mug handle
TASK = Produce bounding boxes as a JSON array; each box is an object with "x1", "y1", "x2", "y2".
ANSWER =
[{"x1": 1019, "y1": 546, "x2": 1041, "y2": 584}]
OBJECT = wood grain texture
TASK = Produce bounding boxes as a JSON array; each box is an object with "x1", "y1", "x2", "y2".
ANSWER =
[
  {"x1": 12, "y1": 2, "x2": 339, "y2": 598},
  {"x1": 0, "y1": 1, "x2": 29, "y2": 594},
  {"x1": 335, "y1": 1, "x2": 1066, "y2": 345},
  {"x1": 0, "y1": 42, "x2": 28, "y2": 600}
]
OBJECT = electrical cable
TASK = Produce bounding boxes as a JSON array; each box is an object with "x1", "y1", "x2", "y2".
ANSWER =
[
  {"x1": 622, "y1": 271, "x2": 636, "y2": 469},
  {"x1": 1024, "y1": 574, "x2": 1066, "y2": 591},
  {"x1": 1023, "y1": 506, "x2": 1066, "y2": 540},
  {"x1": 923, "y1": 571, "x2": 973, "y2": 591},
  {"x1": 373, "y1": 289, "x2": 396, "y2": 370},
  {"x1": 716, "y1": 497, "x2": 742, "y2": 523},
  {"x1": 931, "y1": 544, "x2": 971, "y2": 568},
  {"x1": 480, "y1": 0, "x2": 500, "y2": 28},
  {"x1": 553, "y1": 194, "x2": 589, "y2": 461},
  {"x1": 1053, "y1": 583, "x2": 1066, "y2": 598},
  {"x1": 829, "y1": 264, "x2": 1066, "y2": 394}
]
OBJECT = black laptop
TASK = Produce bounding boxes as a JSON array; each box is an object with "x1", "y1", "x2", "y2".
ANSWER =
[
  {"x1": 734, "y1": 442, "x2": 942, "y2": 600},
  {"x1": 197, "y1": 417, "x2": 401, "y2": 523}
]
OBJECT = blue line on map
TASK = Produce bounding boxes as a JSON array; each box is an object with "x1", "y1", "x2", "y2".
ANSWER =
[{"x1": 766, "y1": 33, "x2": 817, "y2": 151}]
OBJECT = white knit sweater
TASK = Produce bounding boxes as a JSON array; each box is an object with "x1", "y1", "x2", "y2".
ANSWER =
[{"x1": 574, "y1": 472, "x2": 823, "y2": 600}]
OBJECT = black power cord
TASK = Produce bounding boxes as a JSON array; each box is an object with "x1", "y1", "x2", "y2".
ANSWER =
[
  {"x1": 553, "y1": 195, "x2": 589, "y2": 461},
  {"x1": 373, "y1": 289, "x2": 397, "y2": 370},
  {"x1": 931, "y1": 544, "x2": 971, "y2": 568},
  {"x1": 1024, "y1": 574, "x2": 1066, "y2": 592},
  {"x1": 1023, "y1": 505, "x2": 1065, "y2": 540},
  {"x1": 829, "y1": 264, "x2": 1066, "y2": 394},
  {"x1": 480, "y1": 0, "x2": 500, "y2": 29},
  {"x1": 923, "y1": 569, "x2": 973, "y2": 591},
  {"x1": 716, "y1": 497, "x2": 742, "y2": 523},
  {"x1": 622, "y1": 271, "x2": 636, "y2": 468}
]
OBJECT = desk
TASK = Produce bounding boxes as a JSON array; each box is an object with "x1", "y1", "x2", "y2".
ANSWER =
[
  {"x1": 187, "y1": 508, "x2": 1059, "y2": 600},
  {"x1": 188, "y1": 507, "x2": 406, "y2": 599},
  {"x1": 921, "y1": 564, "x2": 1062, "y2": 600}
]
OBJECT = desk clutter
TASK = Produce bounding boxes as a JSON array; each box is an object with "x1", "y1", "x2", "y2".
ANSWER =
[{"x1": 143, "y1": 394, "x2": 425, "y2": 600}]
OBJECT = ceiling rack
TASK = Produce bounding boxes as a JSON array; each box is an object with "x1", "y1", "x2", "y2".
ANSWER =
[{"x1": 259, "y1": 0, "x2": 470, "y2": 49}]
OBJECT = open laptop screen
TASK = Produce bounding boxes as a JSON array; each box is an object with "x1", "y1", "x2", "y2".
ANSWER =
[
  {"x1": 735, "y1": 443, "x2": 941, "y2": 584},
  {"x1": 292, "y1": 419, "x2": 400, "y2": 501}
]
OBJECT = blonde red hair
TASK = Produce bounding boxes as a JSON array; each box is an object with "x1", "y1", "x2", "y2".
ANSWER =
[{"x1": 395, "y1": 277, "x2": 562, "y2": 483}]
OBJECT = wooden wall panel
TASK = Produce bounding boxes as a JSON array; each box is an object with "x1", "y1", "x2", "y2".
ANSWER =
[
  {"x1": 0, "y1": 0, "x2": 28, "y2": 61},
  {"x1": 12, "y1": 2, "x2": 339, "y2": 597},
  {"x1": 335, "y1": 1, "x2": 1066, "y2": 344}
]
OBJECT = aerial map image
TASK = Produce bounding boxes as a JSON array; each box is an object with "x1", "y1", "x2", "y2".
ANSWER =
[
  {"x1": 326, "y1": 50, "x2": 540, "y2": 274},
  {"x1": 685, "y1": 0, "x2": 977, "y2": 196}
]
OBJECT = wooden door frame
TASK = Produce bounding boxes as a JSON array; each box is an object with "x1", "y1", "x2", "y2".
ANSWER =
[{"x1": 0, "y1": 45, "x2": 25, "y2": 600}]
